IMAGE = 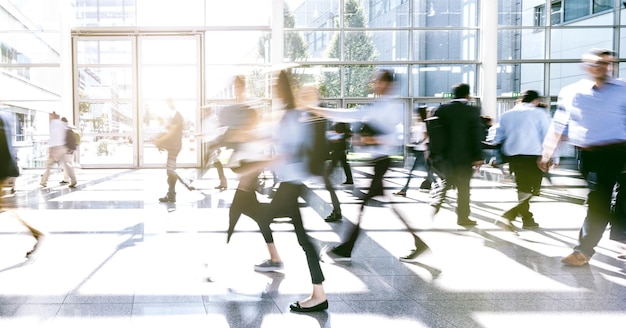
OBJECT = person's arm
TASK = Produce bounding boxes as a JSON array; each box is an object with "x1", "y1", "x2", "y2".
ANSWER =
[
  {"x1": 305, "y1": 105, "x2": 363, "y2": 123},
  {"x1": 538, "y1": 125, "x2": 562, "y2": 172},
  {"x1": 539, "y1": 103, "x2": 568, "y2": 172}
]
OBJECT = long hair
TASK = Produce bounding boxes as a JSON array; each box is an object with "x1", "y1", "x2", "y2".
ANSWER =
[{"x1": 276, "y1": 70, "x2": 296, "y2": 109}]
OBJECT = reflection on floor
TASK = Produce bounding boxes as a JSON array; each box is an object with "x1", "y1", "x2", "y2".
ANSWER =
[{"x1": 0, "y1": 166, "x2": 624, "y2": 327}]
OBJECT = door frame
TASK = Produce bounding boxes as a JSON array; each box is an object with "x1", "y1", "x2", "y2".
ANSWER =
[{"x1": 72, "y1": 31, "x2": 204, "y2": 169}]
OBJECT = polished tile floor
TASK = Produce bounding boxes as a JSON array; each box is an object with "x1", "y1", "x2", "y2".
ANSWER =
[{"x1": 1, "y1": 165, "x2": 625, "y2": 328}]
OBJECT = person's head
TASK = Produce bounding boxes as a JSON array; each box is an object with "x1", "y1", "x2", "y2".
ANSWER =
[
  {"x1": 520, "y1": 89, "x2": 540, "y2": 104},
  {"x1": 372, "y1": 69, "x2": 395, "y2": 96},
  {"x1": 49, "y1": 111, "x2": 59, "y2": 121},
  {"x1": 274, "y1": 70, "x2": 296, "y2": 109},
  {"x1": 582, "y1": 48, "x2": 616, "y2": 81},
  {"x1": 417, "y1": 105, "x2": 428, "y2": 122},
  {"x1": 452, "y1": 83, "x2": 471, "y2": 99},
  {"x1": 61, "y1": 117, "x2": 68, "y2": 124}
]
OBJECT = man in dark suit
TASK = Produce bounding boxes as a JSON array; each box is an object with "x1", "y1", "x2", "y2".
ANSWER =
[{"x1": 430, "y1": 83, "x2": 485, "y2": 226}]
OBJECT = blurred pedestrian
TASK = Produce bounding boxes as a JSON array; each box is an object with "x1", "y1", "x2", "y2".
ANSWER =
[
  {"x1": 40, "y1": 112, "x2": 77, "y2": 188},
  {"x1": 60, "y1": 117, "x2": 79, "y2": 185},
  {"x1": 394, "y1": 105, "x2": 434, "y2": 196},
  {"x1": 429, "y1": 83, "x2": 485, "y2": 226},
  {"x1": 493, "y1": 90, "x2": 551, "y2": 229},
  {"x1": 260, "y1": 70, "x2": 328, "y2": 312},
  {"x1": 539, "y1": 48, "x2": 626, "y2": 266},
  {"x1": 310, "y1": 69, "x2": 430, "y2": 262},
  {"x1": 1, "y1": 111, "x2": 45, "y2": 258},
  {"x1": 153, "y1": 98, "x2": 183, "y2": 203}
]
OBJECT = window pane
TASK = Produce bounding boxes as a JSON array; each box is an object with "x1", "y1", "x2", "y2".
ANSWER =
[
  {"x1": 206, "y1": 31, "x2": 269, "y2": 64},
  {"x1": 285, "y1": 31, "x2": 335, "y2": 61},
  {"x1": 499, "y1": 29, "x2": 546, "y2": 60},
  {"x1": 76, "y1": 40, "x2": 132, "y2": 65},
  {"x1": 412, "y1": 64, "x2": 476, "y2": 97},
  {"x1": 342, "y1": 31, "x2": 379, "y2": 61},
  {"x1": 549, "y1": 62, "x2": 586, "y2": 95},
  {"x1": 593, "y1": 0, "x2": 613, "y2": 13},
  {"x1": 351, "y1": 30, "x2": 409, "y2": 61},
  {"x1": 136, "y1": 0, "x2": 204, "y2": 27},
  {"x1": 141, "y1": 38, "x2": 196, "y2": 65},
  {"x1": 498, "y1": 63, "x2": 544, "y2": 96},
  {"x1": 206, "y1": 0, "x2": 271, "y2": 26},
  {"x1": 550, "y1": 28, "x2": 613, "y2": 59},
  {"x1": 413, "y1": 0, "x2": 478, "y2": 27},
  {"x1": 75, "y1": 0, "x2": 137, "y2": 27},
  {"x1": 205, "y1": 65, "x2": 270, "y2": 99},
  {"x1": 286, "y1": 0, "x2": 339, "y2": 28},
  {"x1": 1, "y1": 67, "x2": 62, "y2": 100},
  {"x1": 1, "y1": 32, "x2": 60, "y2": 63},
  {"x1": 368, "y1": 0, "x2": 410, "y2": 27},
  {"x1": 78, "y1": 67, "x2": 133, "y2": 100},
  {"x1": 564, "y1": 0, "x2": 589, "y2": 22},
  {"x1": 413, "y1": 30, "x2": 478, "y2": 61}
]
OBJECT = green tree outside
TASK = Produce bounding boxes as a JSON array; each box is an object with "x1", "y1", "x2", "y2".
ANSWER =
[{"x1": 320, "y1": 0, "x2": 378, "y2": 98}]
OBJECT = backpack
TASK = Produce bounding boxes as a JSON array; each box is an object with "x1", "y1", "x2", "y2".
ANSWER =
[
  {"x1": 424, "y1": 116, "x2": 446, "y2": 160},
  {"x1": 65, "y1": 127, "x2": 77, "y2": 152},
  {"x1": 303, "y1": 114, "x2": 329, "y2": 176},
  {"x1": 424, "y1": 116, "x2": 447, "y2": 177}
]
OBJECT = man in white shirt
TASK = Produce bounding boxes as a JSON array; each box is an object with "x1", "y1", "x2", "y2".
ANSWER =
[{"x1": 40, "y1": 112, "x2": 77, "y2": 188}]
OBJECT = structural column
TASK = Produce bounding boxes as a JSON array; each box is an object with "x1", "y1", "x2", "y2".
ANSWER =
[{"x1": 480, "y1": 0, "x2": 498, "y2": 118}]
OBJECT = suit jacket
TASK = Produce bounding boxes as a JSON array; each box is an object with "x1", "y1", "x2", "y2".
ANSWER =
[{"x1": 432, "y1": 99, "x2": 484, "y2": 166}]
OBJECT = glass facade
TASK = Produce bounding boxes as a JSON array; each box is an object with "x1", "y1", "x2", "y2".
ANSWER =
[{"x1": 1, "y1": 0, "x2": 624, "y2": 168}]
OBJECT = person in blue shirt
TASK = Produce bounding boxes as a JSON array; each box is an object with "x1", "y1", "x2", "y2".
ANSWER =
[
  {"x1": 539, "y1": 48, "x2": 626, "y2": 266},
  {"x1": 493, "y1": 90, "x2": 551, "y2": 229}
]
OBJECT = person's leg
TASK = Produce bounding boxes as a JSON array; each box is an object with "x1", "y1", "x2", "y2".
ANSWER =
[
  {"x1": 62, "y1": 153, "x2": 72, "y2": 183},
  {"x1": 430, "y1": 161, "x2": 451, "y2": 214},
  {"x1": 339, "y1": 150, "x2": 353, "y2": 183},
  {"x1": 40, "y1": 148, "x2": 57, "y2": 186},
  {"x1": 398, "y1": 153, "x2": 419, "y2": 193},
  {"x1": 278, "y1": 182, "x2": 327, "y2": 310},
  {"x1": 323, "y1": 171, "x2": 342, "y2": 221},
  {"x1": 455, "y1": 165, "x2": 475, "y2": 225},
  {"x1": 571, "y1": 149, "x2": 620, "y2": 259},
  {"x1": 332, "y1": 157, "x2": 390, "y2": 257},
  {"x1": 160, "y1": 149, "x2": 179, "y2": 202},
  {"x1": 57, "y1": 148, "x2": 76, "y2": 186}
]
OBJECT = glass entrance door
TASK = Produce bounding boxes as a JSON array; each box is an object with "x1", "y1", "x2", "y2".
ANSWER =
[
  {"x1": 139, "y1": 35, "x2": 201, "y2": 167},
  {"x1": 73, "y1": 33, "x2": 202, "y2": 168}
]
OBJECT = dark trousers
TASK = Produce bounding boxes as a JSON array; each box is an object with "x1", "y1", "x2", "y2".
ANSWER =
[
  {"x1": 401, "y1": 150, "x2": 434, "y2": 192},
  {"x1": 432, "y1": 163, "x2": 473, "y2": 221},
  {"x1": 328, "y1": 148, "x2": 353, "y2": 183},
  {"x1": 323, "y1": 170, "x2": 341, "y2": 213},
  {"x1": 228, "y1": 189, "x2": 272, "y2": 243},
  {"x1": 504, "y1": 155, "x2": 543, "y2": 221},
  {"x1": 575, "y1": 146, "x2": 626, "y2": 257},
  {"x1": 333, "y1": 156, "x2": 428, "y2": 256},
  {"x1": 265, "y1": 182, "x2": 325, "y2": 285}
]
